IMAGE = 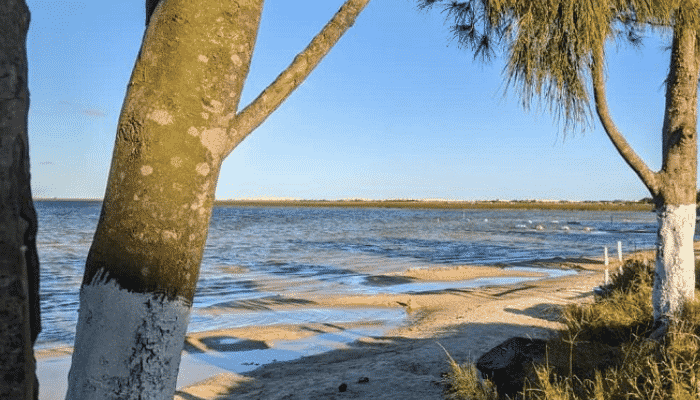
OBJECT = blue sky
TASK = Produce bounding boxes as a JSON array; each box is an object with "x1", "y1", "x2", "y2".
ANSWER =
[{"x1": 26, "y1": 0, "x2": 680, "y2": 201}]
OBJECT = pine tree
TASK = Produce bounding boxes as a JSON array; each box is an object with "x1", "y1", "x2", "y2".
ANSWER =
[{"x1": 418, "y1": 0, "x2": 700, "y2": 335}]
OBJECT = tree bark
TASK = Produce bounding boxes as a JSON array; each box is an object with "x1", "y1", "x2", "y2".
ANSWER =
[
  {"x1": 591, "y1": 10, "x2": 699, "y2": 329},
  {"x1": 652, "y1": 14, "x2": 699, "y2": 325},
  {"x1": 0, "y1": 1, "x2": 40, "y2": 398},
  {"x1": 66, "y1": 0, "x2": 370, "y2": 398}
]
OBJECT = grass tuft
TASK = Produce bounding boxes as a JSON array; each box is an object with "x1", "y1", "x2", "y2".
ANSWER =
[
  {"x1": 441, "y1": 256, "x2": 700, "y2": 400},
  {"x1": 443, "y1": 360, "x2": 498, "y2": 400},
  {"x1": 604, "y1": 257, "x2": 655, "y2": 295},
  {"x1": 438, "y1": 342, "x2": 498, "y2": 400}
]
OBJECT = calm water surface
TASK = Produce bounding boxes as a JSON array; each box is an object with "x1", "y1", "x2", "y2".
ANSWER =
[{"x1": 35, "y1": 201, "x2": 666, "y2": 349}]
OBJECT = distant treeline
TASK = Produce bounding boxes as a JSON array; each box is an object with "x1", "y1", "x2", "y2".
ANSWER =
[
  {"x1": 212, "y1": 199, "x2": 654, "y2": 212},
  {"x1": 32, "y1": 198, "x2": 656, "y2": 212}
]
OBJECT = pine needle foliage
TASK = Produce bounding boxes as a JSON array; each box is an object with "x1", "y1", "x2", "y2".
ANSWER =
[{"x1": 416, "y1": 0, "x2": 694, "y2": 131}]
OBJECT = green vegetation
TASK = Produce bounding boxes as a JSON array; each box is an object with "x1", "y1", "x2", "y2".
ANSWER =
[
  {"x1": 31, "y1": 198, "x2": 654, "y2": 212},
  {"x1": 212, "y1": 199, "x2": 653, "y2": 212},
  {"x1": 443, "y1": 256, "x2": 700, "y2": 399}
]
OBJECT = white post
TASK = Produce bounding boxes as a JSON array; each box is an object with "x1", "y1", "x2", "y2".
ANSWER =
[
  {"x1": 604, "y1": 269, "x2": 610, "y2": 285},
  {"x1": 617, "y1": 241, "x2": 622, "y2": 262},
  {"x1": 604, "y1": 247, "x2": 609, "y2": 266}
]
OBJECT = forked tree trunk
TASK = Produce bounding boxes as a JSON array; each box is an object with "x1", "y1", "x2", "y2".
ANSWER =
[
  {"x1": 652, "y1": 17, "x2": 699, "y2": 325},
  {"x1": 66, "y1": 3, "x2": 261, "y2": 397},
  {"x1": 66, "y1": 0, "x2": 370, "y2": 398},
  {"x1": 593, "y1": 13, "x2": 699, "y2": 329},
  {"x1": 0, "y1": 1, "x2": 40, "y2": 398}
]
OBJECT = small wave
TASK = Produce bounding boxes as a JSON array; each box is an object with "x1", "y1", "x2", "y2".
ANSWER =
[{"x1": 217, "y1": 265, "x2": 249, "y2": 274}]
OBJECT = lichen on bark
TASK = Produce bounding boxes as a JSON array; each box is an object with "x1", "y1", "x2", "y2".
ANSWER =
[{"x1": 69, "y1": 0, "x2": 372, "y2": 397}]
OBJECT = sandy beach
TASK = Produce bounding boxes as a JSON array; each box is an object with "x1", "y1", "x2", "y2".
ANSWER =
[
  {"x1": 31, "y1": 252, "x2": 636, "y2": 400},
  {"x1": 174, "y1": 258, "x2": 619, "y2": 400}
]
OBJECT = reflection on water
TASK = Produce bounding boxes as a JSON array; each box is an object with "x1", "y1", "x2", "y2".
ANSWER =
[{"x1": 35, "y1": 201, "x2": 665, "y2": 349}]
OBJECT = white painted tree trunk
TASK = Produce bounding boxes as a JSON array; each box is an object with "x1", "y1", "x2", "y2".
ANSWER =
[
  {"x1": 66, "y1": 272, "x2": 190, "y2": 400},
  {"x1": 653, "y1": 204, "x2": 697, "y2": 321},
  {"x1": 65, "y1": 0, "x2": 371, "y2": 396}
]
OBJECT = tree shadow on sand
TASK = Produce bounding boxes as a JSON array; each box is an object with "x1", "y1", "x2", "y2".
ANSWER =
[{"x1": 174, "y1": 307, "x2": 571, "y2": 400}]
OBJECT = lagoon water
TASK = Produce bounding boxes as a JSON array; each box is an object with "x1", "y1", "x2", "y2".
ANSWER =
[{"x1": 35, "y1": 200, "x2": 663, "y2": 350}]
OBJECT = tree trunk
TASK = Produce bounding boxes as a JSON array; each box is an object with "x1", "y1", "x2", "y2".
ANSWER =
[
  {"x1": 593, "y1": 8, "x2": 699, "y2": 331},
  {"x1": 0, "y1": 1, "x2": 40, "y2": 398},
  {"x1": 653, "y1": 14, "x2": 699, "y2": 325},
  {"x1": 654, "y1": 204, "x2": 696, "y2": 322},
  {"x1": 66, "y1": 0, "x2": 370, "y2": 398},
  {"x1": 66, "y1": 2, "x2": 263, "y2": 398}
]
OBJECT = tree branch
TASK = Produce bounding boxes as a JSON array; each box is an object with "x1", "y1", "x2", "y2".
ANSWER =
[
  {"x1": 225, "y1": 0, "x2": 371, "y2": 158},
  {"x1": 591, "y1": 44, "x2": 660, "y2": 196}
]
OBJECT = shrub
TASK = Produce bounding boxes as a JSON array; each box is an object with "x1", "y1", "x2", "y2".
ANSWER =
[
  {"x1": 442, "y1": 256, "x2": 700, "y2": 400},
  {"x1": 521, "y1": 257, "x2": 700, "y2": 399}
]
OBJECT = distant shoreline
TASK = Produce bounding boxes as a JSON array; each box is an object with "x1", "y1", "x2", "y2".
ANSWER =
[{"x1": 33, "y1": 198, "x2": 654, "y2": 212}]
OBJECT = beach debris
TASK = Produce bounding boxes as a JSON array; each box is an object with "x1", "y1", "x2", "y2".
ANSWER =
[
  {"x1": 241, "y1": 362, "x2": 260, "y2": 366},
  {"x1": 397, "y1": 298, "x2": 414, "y2": 312},
  {"x1": 358, "y1": 377, "x2": 370, "y2": 384},
  {"x1": 338, "y1": 383, "x2": 348, "y2": 392}
]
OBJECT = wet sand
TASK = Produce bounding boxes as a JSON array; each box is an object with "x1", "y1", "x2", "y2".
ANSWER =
[{"x1": 36, "y1": 254, "x2": 647, "y2": 399}]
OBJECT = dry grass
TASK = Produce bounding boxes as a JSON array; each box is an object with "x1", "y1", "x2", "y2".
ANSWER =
[
  {"x1": 442, "y1": 257, "x2": 700, "y2": 400},
  {"x1": 442, "y1": 358, "x2": 499, "y2": 400}
]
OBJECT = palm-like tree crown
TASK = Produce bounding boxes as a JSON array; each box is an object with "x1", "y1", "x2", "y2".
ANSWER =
[{"x1": 418, "y1": 0, "x2": 692, "y2": 130}]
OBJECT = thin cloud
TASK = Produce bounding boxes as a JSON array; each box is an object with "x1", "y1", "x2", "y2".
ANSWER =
[
  {"x1": 82, "y1": 109, "x2": 106, "y2": 118},
  {"x1": 54, "y1": 100, "x2": 106, "y2": 118}
]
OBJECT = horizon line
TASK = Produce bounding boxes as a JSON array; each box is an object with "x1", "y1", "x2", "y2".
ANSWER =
[{"x1": 32, "y1": 197, "x2": 647, "y2": 203}]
